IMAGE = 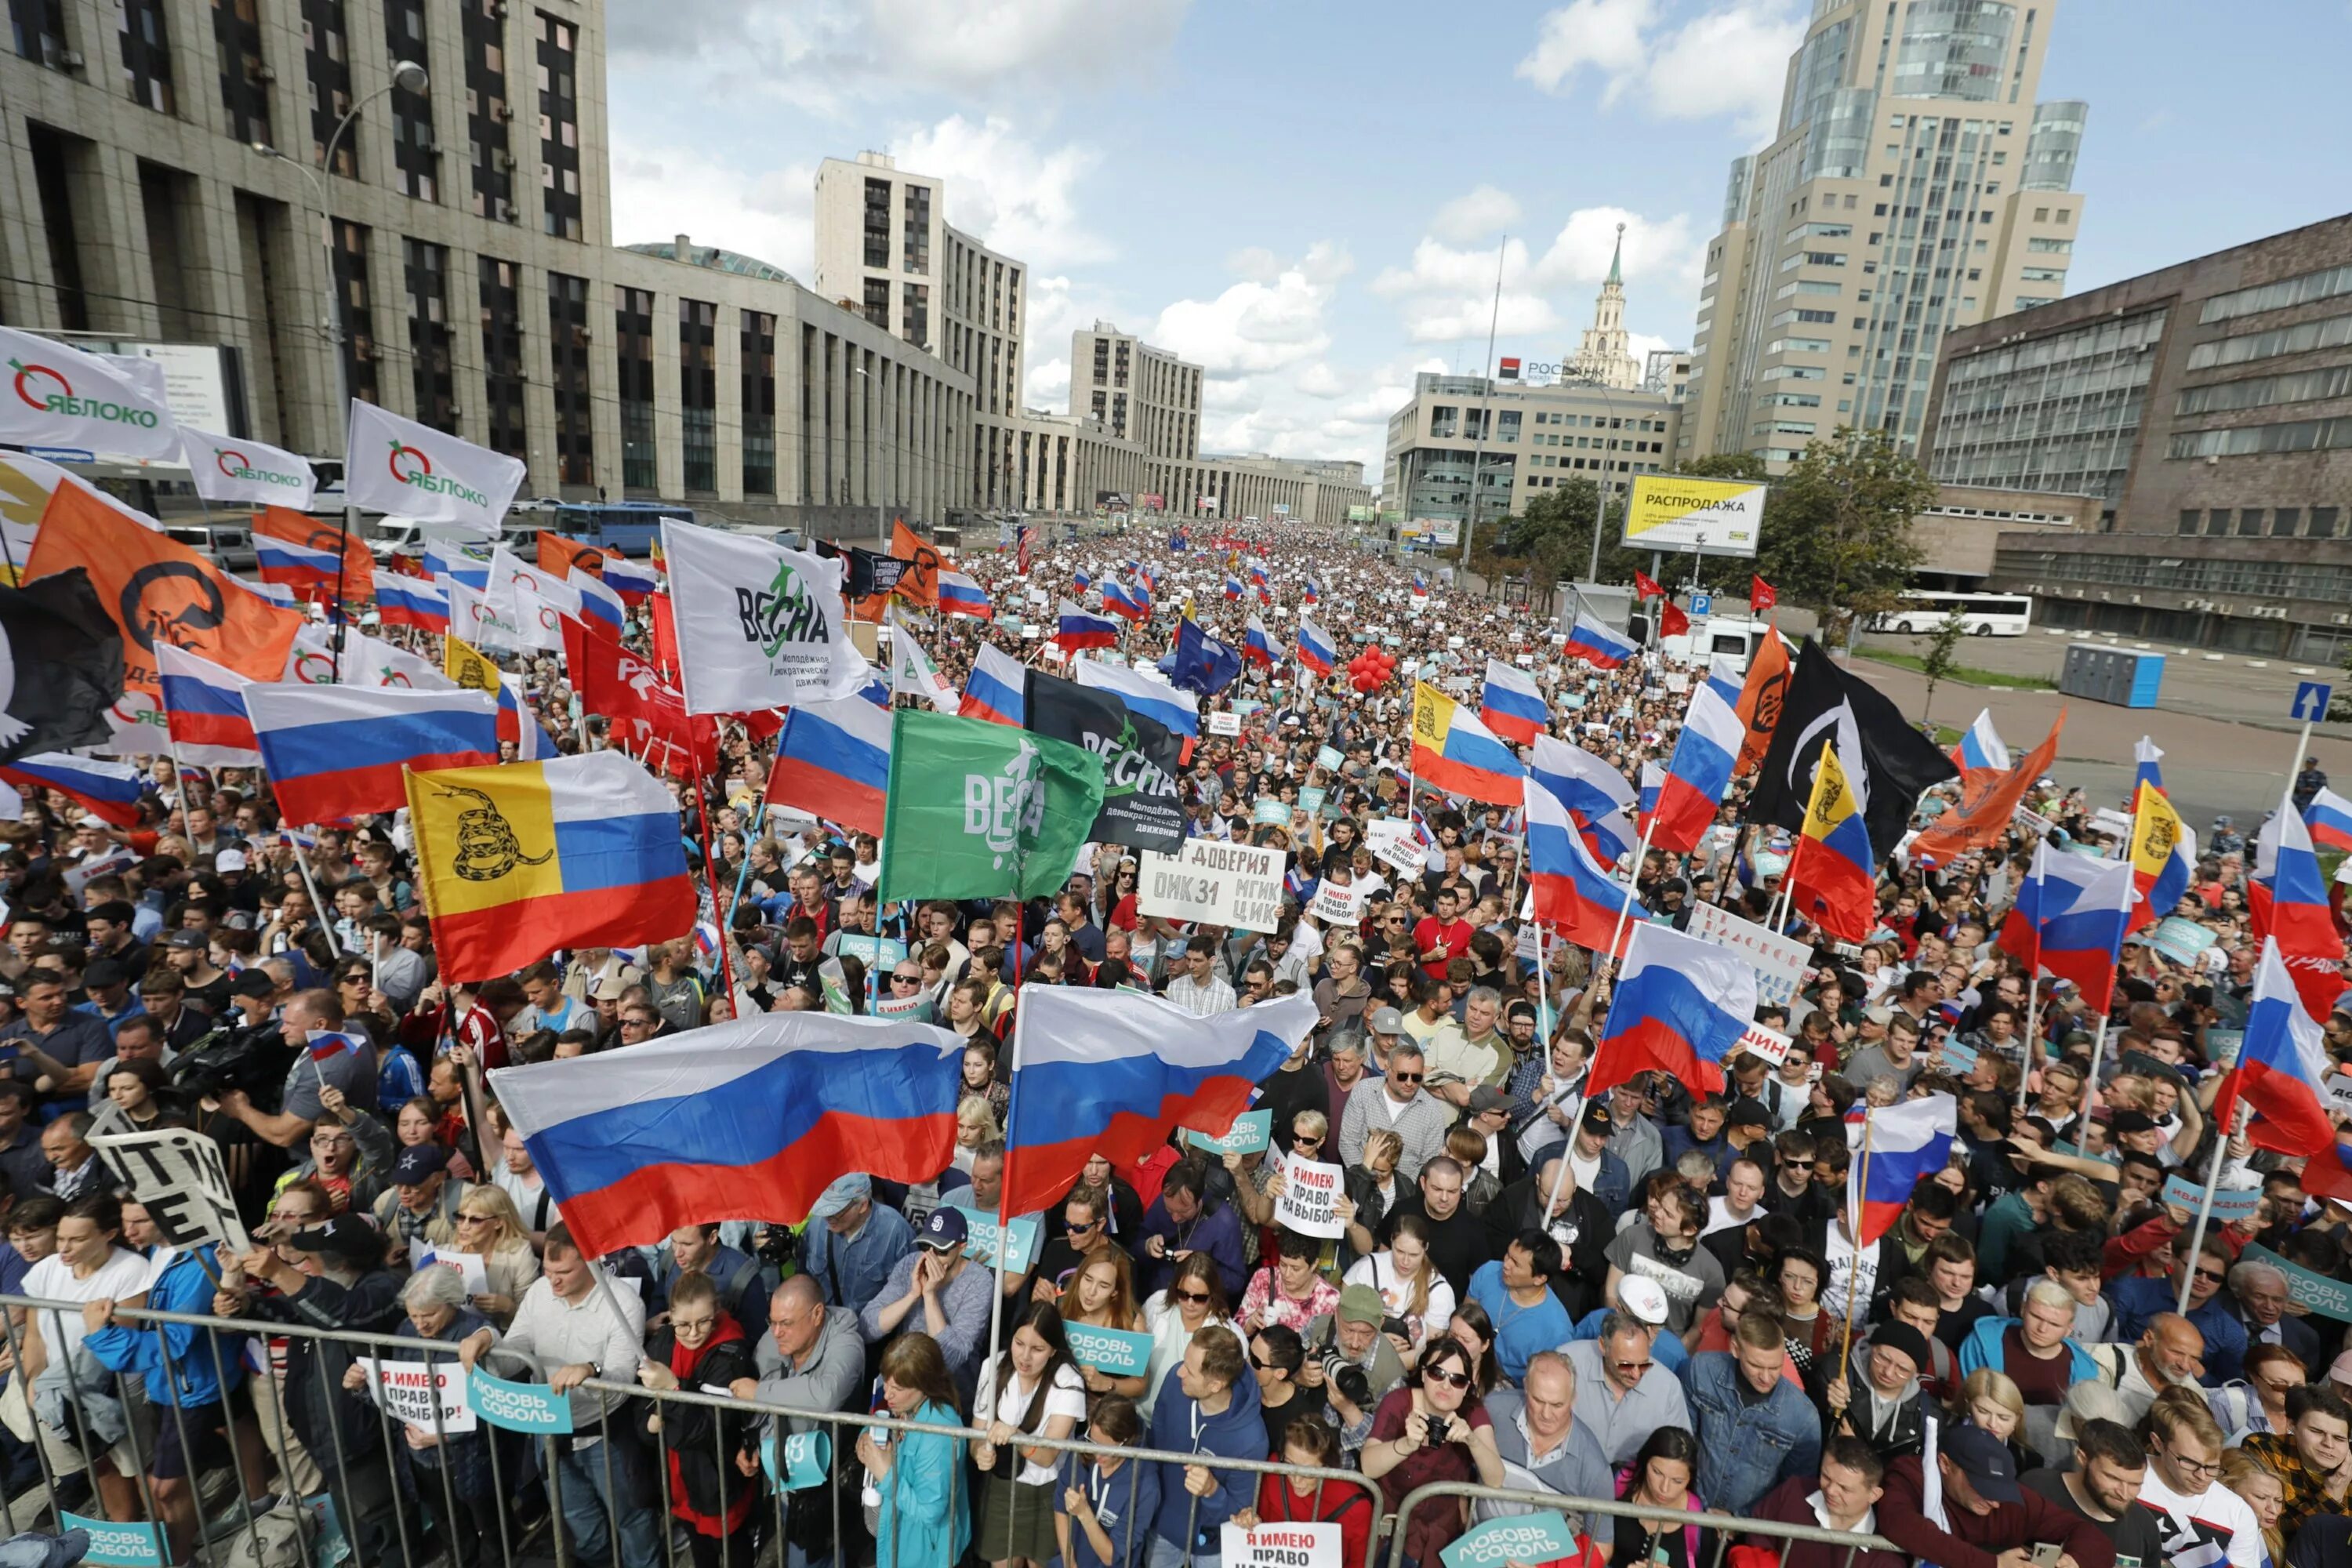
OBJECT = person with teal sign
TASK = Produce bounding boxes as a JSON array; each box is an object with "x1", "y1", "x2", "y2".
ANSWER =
[
  {"x1": 973, "y1": 1304, "x2": 1090, "y2": 1566},
  {"x1": 1058, "y1": 1249, "x2": 1153, "y2": 1401},
  {"x1": 467, "y1": 1365, "x2": 575, "y2": 1432}
]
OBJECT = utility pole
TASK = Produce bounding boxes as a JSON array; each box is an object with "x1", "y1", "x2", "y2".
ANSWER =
[{"x1": 1459, "y1": 236, "x2": 1507, "y2": 574}]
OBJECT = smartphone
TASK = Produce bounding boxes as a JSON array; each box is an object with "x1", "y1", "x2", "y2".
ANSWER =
[
  {"x1": 867, "y1": 1375, "x2": 892, "y2": 1447},
  {"x1": 2030, "y1": 1545, "x2": 2063, "y2": 1568}
]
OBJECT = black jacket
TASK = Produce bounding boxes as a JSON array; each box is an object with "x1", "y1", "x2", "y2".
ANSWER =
[
  {"x1": 243, "y1": 1265, "x2": 406, "y2": 1462},
  {"x1": 1483, "y1": 1173, "x2": 1615, "y2": 1319}
]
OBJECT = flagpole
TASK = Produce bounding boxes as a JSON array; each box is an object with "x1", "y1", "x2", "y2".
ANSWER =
[
  {"x1": 989, "y1": 975, "x2": 1031, "y2": 1366},
  {"x1": 1600, "y1": 811, "x2": 1661, "y2": 967},
  {"x1": 2174, "y1": 1102, "x2": 2245, "y2": 1316},
  {"x1": 1838, "y1": 1106, "x2": 1878, "y2": 1375},
  {"x1": 2013, "y1": 970, "x2": 2041, "y2": 1112}
]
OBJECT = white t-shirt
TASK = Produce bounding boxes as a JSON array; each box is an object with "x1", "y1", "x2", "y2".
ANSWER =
[
  {"x1": 2138, "y1": 1468, "x2": 2261, "y2": 1568},
  {"x1": 972, "y1": 1353, "x2": 1087, "y2": 1486},
  {"x1": 1343, "y1": 1253, "x2": 1457, "y2": 1350},
  {"x1": 24, "y1": 1248, "x2": 158, "y2": 1371}
]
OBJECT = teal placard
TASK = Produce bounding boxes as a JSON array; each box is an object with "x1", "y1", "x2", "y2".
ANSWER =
[
  {"x1": 1316, "y1": 745, "x2": 1344, "y2": 771},
  {"x1": 2242, "y1": 1242, "x2": 2352, "y2": 1322},
  {"x1": 466, "y1": 1368, "x2": 575, "y2": 1433},
  {"x1": 2206, "y1": 1029, "x2": 2244, "y2": 1068},
  {"x1": 1441, "y1": 1512, "x2": 1582, "y2": 1568},
  {"x1": 1253, "y1": 798, "x2": 1289, "y2": 826},
  {"x1": 63, "y1": 1515, "x2": 165, "y2": 1568},
  {"x1": 1185, "y1": 1109, "x2": 1272, "y2": 1156},
  {"x1": 1299, "y1": 786, "x2": 1327, "y2": 815},
  {"x1": 952, "y1": 1207, "x2": 1040, "y2": 1274},
  {"x1": 761, "y1": 1429, "x2": 833, "y2": 1492},
  {"x1": 1063, "y1": 1322, "x2": 1154, "y2": 1377},
  {"x1": 831, "y1": 934, "x2": 908, "y2": 971},
  {"x1": 2163, "y1": 1174, "x2": 2260, "y2": 1223}
]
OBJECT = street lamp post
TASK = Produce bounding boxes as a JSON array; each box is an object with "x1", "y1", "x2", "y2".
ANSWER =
[
  {"x1": 1584, "y1": 384, "x2": 1621, "y2": 585},
  {"x1": 252, "y1": 56, "x2": 428, "y2": 677}
]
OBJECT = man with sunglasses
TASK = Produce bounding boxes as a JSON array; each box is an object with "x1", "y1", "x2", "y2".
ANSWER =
[
  {"x1": 2109, "y1": 1232, "x2": 2246, "y2": 1385},
  {"x1": 1335, "y1": 1040, "x2": 1450, "y2": 1181},
  {"x1": 1563, "y1": 1307, "x2": 1691, "y2": 1465},
  {"x1": 1024, "y1": 1190, "x2": 1116, "y2": 1308}
]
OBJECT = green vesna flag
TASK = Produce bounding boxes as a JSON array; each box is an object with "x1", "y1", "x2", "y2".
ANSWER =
[{"x1": 877, "y1": 708, "x2": 1105, "y2": 903}]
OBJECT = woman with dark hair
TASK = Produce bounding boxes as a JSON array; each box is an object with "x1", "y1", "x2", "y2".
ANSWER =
[
  {"x1": 1445, "y1": 1298, "x2": 1503, "y2": 1397},
  {"x1": 1054, "y1": 1394, "x2": 1157, "y2": 1568},
  {"x1": 972, "y1": 1304, "x2": 1087, "y2": 1568},
  {"x1": 1615, "y1": 1427, "x2": 1706, "y2": 1568},
  {"x1": 1362, "y1": 1335, "x2": 1504, "y2": 1566},
  {"x1": 1140, "y1": 1252, "x2": 1233, "y2": 1419},
  {"x1": 1248, "y1": 1416, "x2": 1377, "y2": 1568},
  {"x1": 856, "y1": 1333, "x2": 971, "y2": 1568}
]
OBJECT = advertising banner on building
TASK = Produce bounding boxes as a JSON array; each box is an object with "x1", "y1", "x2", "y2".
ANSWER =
[{"x1": 1621, "y1": 475, "x2": 1765, "y2": 557}]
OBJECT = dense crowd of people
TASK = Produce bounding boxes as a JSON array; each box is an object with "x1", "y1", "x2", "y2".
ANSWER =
[{"x1": 0, "y1": 517, "x2": 2347, "y2": 1568}]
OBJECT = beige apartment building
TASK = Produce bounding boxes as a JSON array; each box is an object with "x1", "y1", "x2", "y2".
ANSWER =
[
  {"x1": 1679, "y1": 0, "x2": 2090, "y2": 472},
  {"x1": 1382, "y1": 372, "x2": 1679, "y2": 541},
  {"x1": 1070, "y1": 321, "x2": 1203, "y2": 463}
]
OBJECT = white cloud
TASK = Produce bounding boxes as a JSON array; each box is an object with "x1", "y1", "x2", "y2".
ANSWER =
[
  {"x1": 1431, "y1": 185, "x2": 1525, "y2": 244},
  {"x1": 1516, "y1": 0, "x2": 1804, "y2": 141},
  {"x1": 891, "y1": 115, "x2": 1110, "y2": 269},
  {"x1": 1530, "y1": 208, "x2": 1704, "y2": 294},
  {"x1": 1026, "y1": 356, "x2": 1071, "y2": 409},
  {"x1": 1369, "y1": 210, "x2": 1703, "y2": 344},
  {"x1": 1294, "y1": 363, "x2": 1345, "y2": 398},
  {"x1": 1152, "y1": 243, "x2": 1352, "y2": 376},
  {"x1": 608, "y1": 147, "x2": 818, "y2": 279}
]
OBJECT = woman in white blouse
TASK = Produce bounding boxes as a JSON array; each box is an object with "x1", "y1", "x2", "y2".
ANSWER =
[
  {"x1": 1341, "y1": 1211, "x2": 1456, "y2": 1368},
  {"x1": 1137, "y1": 1253, "x2": 1232, "y2": 1418},
  {"x1": 972, "y1": 1303, "x2": 1088, "y2": 1568}
]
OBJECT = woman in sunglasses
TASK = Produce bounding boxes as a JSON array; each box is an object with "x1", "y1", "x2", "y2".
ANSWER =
[
  {"x1": 1361, "y1": 1335, "x2": 1503, "y2": 1567},
  {"x1": 1138, "y1": 1254, "x2": 1232, "y2": 1421}
]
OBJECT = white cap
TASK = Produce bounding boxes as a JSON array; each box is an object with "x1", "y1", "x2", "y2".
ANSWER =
[
  {"x1": 1617, "y1": 1276, "x2": 1669, "y2": 1327},
  {"x1": 216, "y1": 849, "x2": 248, "y2": 872}
]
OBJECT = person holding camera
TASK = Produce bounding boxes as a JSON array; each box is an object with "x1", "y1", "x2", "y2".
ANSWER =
[{"x1": 1361, "y1": 1334, "x2": 1504, "y2": 1567}]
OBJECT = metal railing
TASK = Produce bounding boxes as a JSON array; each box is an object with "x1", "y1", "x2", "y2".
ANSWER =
[{"x1": 0, "y1": 1292, "x2": 1902, "y2": 1568}]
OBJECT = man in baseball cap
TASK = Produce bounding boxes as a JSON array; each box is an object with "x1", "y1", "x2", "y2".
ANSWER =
[
  {"x1": 1875, "y1": 1410, "x2": 2112, "y2": 1565},
  {"x1": 861, "y1": 1202, "x2": 991, "y2": 1385}
]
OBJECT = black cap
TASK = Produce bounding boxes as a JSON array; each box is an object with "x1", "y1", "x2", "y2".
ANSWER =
[
  {"x1": 1868, "y1": 1321, "x2": 1932, "y2": 1375},
  {"x1": 1942, "y1": 1423, "x2": 2022, "y2": 1503},
  {"x1": 286, "y1": 1215, "x2": 387, "y2": 1265},
  {"x1": 165, "y1": 931, "x2": 207, "y2": 950},
  {"x1": 230, "y1": 970, "x2": 277, "y2": 1000},
  {"x1": 2108, "y1": 1109, "x2": 2158, "y2": 1136},
  {"x1": 1726, "y1": 1099, "x2": 1773, "y2": 1130},
  {"x1": 1580, "y1": 1101, "x2": 1613, "y2": 1134}
]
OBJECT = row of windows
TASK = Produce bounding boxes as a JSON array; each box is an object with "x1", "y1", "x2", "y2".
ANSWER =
[
  {"x1": 2176, "y1": 506, "x2": 2345, "y2": 539},
  {"x1": 2167, "y1": 416, "x2": 2352, "y2": 459},
  {"x1": 2198, "y1": 260, "x2": 2352, "y2": 324},
  {"x1": 2183, "y1": 310, "x2": 2352, "y2": 371},
  {"x1": 2003, "y1": 547, "x2": 2352, "y2": 604},
  {"x1": 2175, "y1": 364, "x2": 2352, "y2": 418}
]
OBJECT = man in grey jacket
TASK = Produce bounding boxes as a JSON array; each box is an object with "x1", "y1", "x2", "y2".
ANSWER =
[{"x1": 737, "y1": 1275, "x2": 866, "y2": 1568}]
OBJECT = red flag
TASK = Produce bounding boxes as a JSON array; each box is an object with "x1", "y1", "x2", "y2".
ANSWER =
[
  {"x1": 648, "y1": 591, "x2": 679, "y2": 677},
  {"x1": 559, "y1": 615, "x2": 716, "y2": 780},
  {"x1": 1751, "y1": 575, "x2": 1777, "y2": 612},
  {"x1": 1659, "y1": 601, "x2": 1690, "y2": 639},
  {"x1": 1632, "y1": 571, "x2": 1667, "y2": 601}
]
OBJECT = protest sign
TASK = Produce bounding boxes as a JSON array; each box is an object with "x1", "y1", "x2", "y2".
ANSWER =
[
  {"x1": 1063, "y1": 1322, "x2": 1154, "y2": 1377},
  {"x1": 2162, "y1": 1174, "x2": 2261, "y2": 1223},
  {"x1": 1308, "y1": 881, "x2": 1363, "y2": 926},
  {"x1": 1298, "y1": 786, "x2": 1327, "y2": 815},
  {"x1": 1138, "y1": 839, "x2": 1283, "y2": 935},
  {"x1": 830, "y1": 934, "x2": 909, "y2": 972},
  {"x1": 1366, "y1": 818, "x2": 1425, "y2": 877},
  {"x1": 952, "y1": 1207, "x2": 1040, "y2": 1274},
  {"x1": 91, "y1": 1128, "x2": 252, "y2": 1252},
  {"x1": 2325, "y1": 1071, "x2": 2352, "y2": 1114},
  {"x1": 61, "y1": 1515, "x2": 165, "y2": 1568},
  {"x1": 2148, "y1": 916, "x2": 2217, "y2": 969},
  {"x1": 360, "y1": 1356, "x2": 477, "y2": 1434},
  {"x1": 1225, "y1": 1523, "x2": 1341, "y2": 1568},
  {"x1": 2206, "y1": 1029, "x2": 2244, "y2": 1069},
  {"x1": 1685, "y1": 902, "x2": 1813, "y2": 1010},
  {"x1": 1275, "y1": 1156, "x2": 1345, "y2": 1239},
  {"x1": 1440, "y1": 1514, "x2": 1580, "y2": 1568},
  {"x1": 1316, "y1": 744, "x2": 1345, "y2": 771},
  {"x1": 466, "y1": 1368, "x2": 575, "y2": 1432},
  {"x1": 413, "y1": 1244, "x2": 492, "y2": 1295},
  {"x1": 1208, "y1": 710, "x2": 1242, "y2": 736},
  {"x1": 1185, "y1": 1109, "x2": 1272, "y2": 1156},
  {"x1": 2242, "y1": 1243, "x2": 2352, "y2": 1322},
  {"x1": 1733, "y1": 1021, "x2": 1793, "y2": 1067},
  {"x1": 1252, "y1": 798, "x2": 1289, "y2": 826}
]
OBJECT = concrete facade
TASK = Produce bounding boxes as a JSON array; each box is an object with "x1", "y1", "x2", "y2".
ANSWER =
[
  {"x1": 1916, "y1": 212, "x2": 2352, "y2": 660},
  {"x1": 1381, "y1": 372, "x2": 1679, "y2": 536},
  {"x1": 1679, "y1": 0, "x2": 2089, "y2": 473},
  {"x1": 1069, "y1": 321, "x2": 1203, "y2": 462},
  {"x1": 0, "y1": 0, "x2": 975, "y2": 532}
]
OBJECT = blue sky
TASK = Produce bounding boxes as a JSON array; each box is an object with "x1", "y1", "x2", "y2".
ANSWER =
[{"x1": 604, "y1": 0, "x2": 2352, "y2": 481}]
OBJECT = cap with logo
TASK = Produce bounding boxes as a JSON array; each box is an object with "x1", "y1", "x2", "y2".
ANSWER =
[
  {"x1": 391, "y1": 1143, "x2": 452, "y2": 1185},
  {"x1": 918, "y1": 1206, "x2": 969, "y2": 1251},
  {"x1": 1616, "y1": 1276, "x2": 1669, "y2": 1327},
  {"x1": 216, "y1": 849, "x2": 248, "y2": 872},
  {"x1": 1366, "y1": 1007, "x2": 1407, "y2": 1036}
]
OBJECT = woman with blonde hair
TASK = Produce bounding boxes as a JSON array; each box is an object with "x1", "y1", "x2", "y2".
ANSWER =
[
  {"x1": 450, "y1": 1183, "x2": 542, "y2": 1326},
  {"x1": 955, "y1": 1095, "x2": 1000, "y2": 1173},
  {"x1": 2218, "y1": 1450, "x2": 2285, "y2": 1568},
  {"x1": 1955, "y1": 1367, "x2": 2032, "y2": 1474}
]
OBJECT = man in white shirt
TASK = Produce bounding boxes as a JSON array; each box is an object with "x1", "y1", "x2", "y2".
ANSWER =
[
  {"x1": 2137, "y1": 1397, "x2": 2262, "y2": 1568},
  {"x1": 1163, "y1": 936, "x2": 1237, "y2": 1016}
]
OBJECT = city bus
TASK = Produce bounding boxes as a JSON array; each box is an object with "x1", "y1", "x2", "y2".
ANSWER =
[{"x1": 1871, "y1": 590, "x2": 2034, "y2": 637}]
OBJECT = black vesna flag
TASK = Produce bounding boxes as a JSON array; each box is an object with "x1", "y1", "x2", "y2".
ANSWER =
[
  {"x1": 0, "y1": 567, "x2": 125, "y2": 764},
  {"x1": 1023, "y1": 670, "x2": 1187, "y2": 855},
  {"x1": 1747, "y1": 638, "x2": 1957, "y2": 862}
]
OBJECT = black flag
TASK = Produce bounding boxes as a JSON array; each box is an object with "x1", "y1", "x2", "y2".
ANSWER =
[
  {"x1": 1747, "y1": 638, "x2": 1957, "y2": 862},
  {"x1": 1022, "y1": 670, "x2": 1187, "y2": 855},
  {"x1": 0, "y1": 567, "x2": 125, "y2": 764}
]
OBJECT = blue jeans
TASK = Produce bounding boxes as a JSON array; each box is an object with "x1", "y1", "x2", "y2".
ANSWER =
[
  {"x1": 541, "y1": 1438, "x2": 665, "y2": 1568},
  {"x1": 1148, "y1": 1534, "x2": 1221, "y2": 1568}
]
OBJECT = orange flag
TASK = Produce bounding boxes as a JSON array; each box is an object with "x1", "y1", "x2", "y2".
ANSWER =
[
  {"x1": 891, "y1": 520, "x2": 940, "y2": 608},
  {"x1": 27, "y1": 484, "x2": 304, "y2": 695},
  {"x1": 537, "y1": 531, "x2": 604, "y2": 579},
  {"x1": 1908, "y1": 710, "x2": 2067, "y2": 864},
  {"x1": 1732, "y1": 627, "x2": 1792, "y2": 778},
  {"x1": 256, "y1": 506, "x2": 374, "y2": 604}
]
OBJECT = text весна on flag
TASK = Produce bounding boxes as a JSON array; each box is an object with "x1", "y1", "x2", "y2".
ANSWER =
[
  {"x1": 876, "y1": 708, "x2": 1104, "y2": 906},
  {"x1": 1024, "y1": 668, "x2": 1188, "y2": 855},
  {"x1": 661, "y1": 517, "x2": 871, "y2": 715}
]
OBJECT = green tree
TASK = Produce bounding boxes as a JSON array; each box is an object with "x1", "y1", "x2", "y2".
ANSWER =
[
  {"x1": 1755, "y1": 426, "x2": 1934, "y2": 647},
  {"x1": 1917, "y1": 609, "x2": 1969, "y2": 722},
  {"x1": 1682, "y1": 452, "x2": 1769, "y2": 483}
]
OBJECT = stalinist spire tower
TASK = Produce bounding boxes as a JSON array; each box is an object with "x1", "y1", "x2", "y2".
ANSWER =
[{"x1": 1567, "y1": 223, "x2": 1642, "y2": 390}]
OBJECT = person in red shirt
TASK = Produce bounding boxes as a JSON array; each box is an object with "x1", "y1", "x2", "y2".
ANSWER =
[
  {"x1": 1412, "y1": 887, "x2": 1472, "y2": 982},
  {"x1": 1249, "y1": 1419, "x2": 1376, "y2": 1568}
]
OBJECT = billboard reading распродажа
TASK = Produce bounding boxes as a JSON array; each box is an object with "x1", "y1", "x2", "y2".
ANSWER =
[{"x1": 1621, "y1": 474, "x2": 1766, "y2": 557}]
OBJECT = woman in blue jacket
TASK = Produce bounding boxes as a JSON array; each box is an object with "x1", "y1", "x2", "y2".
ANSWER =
[
  {"x1": 1145, "y1": 1324, "x2": 1263, "y2": 1568},
  {"x1": 856, "y1": 1332, "x2": 972, "y2": 1568}
]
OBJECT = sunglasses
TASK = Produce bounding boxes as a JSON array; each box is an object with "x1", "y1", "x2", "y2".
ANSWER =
[
  {"x1": 1174, "y1": 1288, "x2": 1212, "y2": 1305},
  {"x1": 1066, "y1": 1218, "x2": 1101, "y2": 1234},
  {"x1": 891, "y1": 974, "x2": 922, "y2": 984},
  {"x1": 1422, "y1": 1366, "x2": 1472, "y2": 1390}
]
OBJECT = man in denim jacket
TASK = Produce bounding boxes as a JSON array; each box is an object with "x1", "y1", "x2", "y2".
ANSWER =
[{"x1": 1682, "y1": 1308, "x2": 1823, "y2": 1515}]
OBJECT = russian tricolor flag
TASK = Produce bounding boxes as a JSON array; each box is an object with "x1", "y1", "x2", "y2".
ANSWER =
[
  {"x1": 1531, "y1": 734, "x2": 1636, "y2": 869},
  {"x1": 1250, "y1": 561, "x2": 1269, "y2": 588},
  {"x1": 938, "y1": 569, "x2": 993, "y2": 620},
  {"x1": 1637, "y1": 760, "x2": 1663, "y2": 825},
  {"x1": 1564, "y1": 611, "x2": 1636, "y2": 670},
  {"x1": 2303, "y1": 786, "x2": 2352, "y2": 854},
  {"x1": 2252, "y1": 783, "x2": 2343, "y2": 1022},
  {"x1": 245, "y1": 684, "x2": 500, "y2": 825},
  {"x1": 254, "y1": 532, "x2": 341, "y2": 599},
  {"x1": 1846, "y1": 1094, "x2": 1957, "y2": 1245},
  {"x1": 425, "y1": 543, "x2": 490, "y2": 590},
  {"x1": 1951, "y1": 710, "x2": 2011, "y2": 782},
  {"x1": 1102, "y1": 579, "x2": 1148, "y2": 622},
  {"x1": 1588, "y1": 920, "x2": 1757, "y2": 1098},
  {"x1": 1003, "y1": 989, "x2": 1316, "y2": 1217},
  {"x1": 1076, "y1": 657, "x2": 1199, "y2": 744},
  {"x1": 1224, "y1": 575, "x2": 1244, "y2": 601},
  {"x1": 2216, "y1": 938, "x2": 2341, "y2": 1156},
  {"x1": 602, "y1": 554, "x2": 660, "y2": 604},
  {"x1": 571, "y1": 568, "x2": 626, "y2": 635},
  {"x1": 1998, "y1": 840, "x2": 2132, "y2": 1013},
  {"x1": 306, "y1": 1029, "x2": 366, "y2": 1064},
  {"x1": 1413, "y1": 684, "x2": 1526, "y2": 807},
  {"x1": 376, "y1": 574, "x2": 452, "y2": 633},
  {"x1": 0, "y1": 753, "x2": 145, "y2": 828},
  {"x1": 1073, "y1": 567, "x2": 1091, "y2": 594},
  {"x1": 1479, "y1": 659, "x2": 1549, "y2": 746},
  {"x1": 2133, "y1": 736, "x2": 2164, "y2": 794},
  {"x1": 488, "y1": 1012, "x2": 968, "y2": 1254},
  {"x1": 1243, "y1": 615, "x2": 1276, "y2": 669},
  {"x1": 1302, "y1": 578, "x2": 1319, "y2": 608},
  {"x1": 959, "y1": 644, "x2": 1026, "y2": 728},
  {"x1": 1295, "y1": 616, "x2": 1338, "y2": 676},
  {"x1": 1524, "y1": 772, "x2": 1648, "y2": 956},
  {"x1": 768, "y1": 696, "x2": 891, "y2": 839},
  {"x1": 1788, "y1": 743, "x2": 1878, "y2": 942},
  {"x1": 1648, "y1": 672, "x2": 1742, "y2": 855},
  {"x1": 1056, "y1": 599, "x2": 1121, "y2": 650},
  {"x1": 157, "y1": 642, "x2": 263, "y2": 768}
]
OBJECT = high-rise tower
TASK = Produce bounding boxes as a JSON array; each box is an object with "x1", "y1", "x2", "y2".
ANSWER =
[
  {"x1": 1677, "y1": 0, "x2": 2088, "y2": 471},
  {"x1": 1567, "y1": 224, "x2": 1643, "y2": 390}
]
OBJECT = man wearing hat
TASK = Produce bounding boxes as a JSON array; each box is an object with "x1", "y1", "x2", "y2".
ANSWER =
[
  {"x1": 1816, "y1": 1319, "x2": 1931, "y2": 1462},
  {"x1": 1298, "y1": 1283, "x2": 1407, "y2": 1443},
  {"x1": 371, "y1": 1142, "x2": 470, "y2": 1257},
  {"x1": 1877, "y1": 1422, "x2": 2114, "y2": 1568},
  {"x1": 799, "y1": 1173, "x2": 913, "y2": 1313},
  {"x1": 860, "y1": 1205, "x2": 993, "y2": 1392}
]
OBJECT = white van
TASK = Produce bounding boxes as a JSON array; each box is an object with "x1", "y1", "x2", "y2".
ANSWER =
[{"x1": 1657, "y1": 616, "x2": 1778, "y2": 670}]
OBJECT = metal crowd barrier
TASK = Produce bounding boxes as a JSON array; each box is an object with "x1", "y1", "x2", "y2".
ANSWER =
[{"x1": 0, "y1": 1294, "x2": 1900, "y2": 1568}]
